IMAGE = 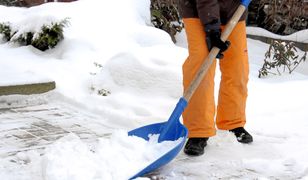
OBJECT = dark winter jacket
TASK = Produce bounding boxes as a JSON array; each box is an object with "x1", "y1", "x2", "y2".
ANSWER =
[{"x1": 178, "y1": 0, "x2": 247, "y2": 30}]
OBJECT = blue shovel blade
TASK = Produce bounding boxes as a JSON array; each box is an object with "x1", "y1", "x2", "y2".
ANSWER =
[
  {"x1": 128, "y1": 98, "x2": 188, "y2": 179},
  {"x1": 128, "y1": 122, "x2": 187, "y2": 180}
]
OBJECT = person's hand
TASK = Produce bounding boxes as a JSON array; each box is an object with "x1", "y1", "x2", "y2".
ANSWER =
[{"x1": 205, "y1": 29, "x2": 230, "y2": 59}]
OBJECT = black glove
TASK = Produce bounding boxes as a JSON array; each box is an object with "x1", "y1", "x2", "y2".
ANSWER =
[{"x1": 205, "y1": 29, "x2": 230, "y2": 59}]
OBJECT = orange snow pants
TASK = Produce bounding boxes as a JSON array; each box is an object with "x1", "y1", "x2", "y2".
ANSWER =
[{"x1": 182, "y1": 18, "x2": 249, "y2": 138}]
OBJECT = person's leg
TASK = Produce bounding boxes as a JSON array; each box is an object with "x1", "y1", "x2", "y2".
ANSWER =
[
  {"x1": 216, "y1": 21, "x2": 249, "y2": 130},
  {"x1": 182, "y1": 18, "x2": 217, "y2": 155},
  {"x1": 182, "y1": 18, "x2": 217, "y2": 138}
]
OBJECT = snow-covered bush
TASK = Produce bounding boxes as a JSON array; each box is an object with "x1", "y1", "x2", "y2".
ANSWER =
[
  {"x1": 258, "y1": 40, "x2": 307, "y2": 78},
  {"x1": 150, "y1": 0, "x2": 183, "y2": 43},
  {"x1": 0, "y1": 18, "x2": 69, "y2": 51}
]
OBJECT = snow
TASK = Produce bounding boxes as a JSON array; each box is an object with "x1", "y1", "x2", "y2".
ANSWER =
[
  {"x1": 247, "y1": 27, "x2": 308, "y2": 43},
  {"x1": 43, "y1": 132, "x2": 182, "y2": 180},
  {"x1": 0, "y1": 70, "x2": 51, "y2": 86},
  {"x1": 1, "y1": 0, "x2": 308, "y2": 179},
  {"x1": 0, "y1": 130, "x2": 182, "y2": 180}
]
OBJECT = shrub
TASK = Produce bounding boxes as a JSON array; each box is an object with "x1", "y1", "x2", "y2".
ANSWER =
[
  {"x1": 0, "y1": 22, "x2": 11, "y2": 41},
  {"x1": 248, "y1": 0, "x2": 307, "y2": 35},
  {"x1": 258, "y1": 40, "x2": 307, "y2": 78},
  {"x1": 0, "y1": 18, "x2": 69, "y2": 51},
  {"x1": 0, "y1": 0, "x2": 26, "y2": 7},
  {"x1": 150, "y1": 0, "x2": 183, "y2": 43},
  {"x1": 31, "y1": 19, "x2": 69, "y2": 51}
]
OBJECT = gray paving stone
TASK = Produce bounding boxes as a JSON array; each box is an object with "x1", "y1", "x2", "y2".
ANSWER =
[{"x1": 0, "y1": 94, "x2": 113, "y2": 159}]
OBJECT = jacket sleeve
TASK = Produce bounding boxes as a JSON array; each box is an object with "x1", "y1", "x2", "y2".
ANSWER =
[{"x1": 196, "y1": 0, "x2": 221, "y2": 31}]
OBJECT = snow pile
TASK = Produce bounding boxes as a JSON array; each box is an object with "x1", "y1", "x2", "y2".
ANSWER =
[
  {"x1": 42, "y1": 131, "x2": 182, "y2": 180},
  {"x1": 0, "y1": 0, "x2": 187, "y2": 129},
  {"x1": 247, "y1": 27, "x2": 308, "y2": 43},
  {"x1": 0, "y1": 70, "x2": 52, "y2": 86}
]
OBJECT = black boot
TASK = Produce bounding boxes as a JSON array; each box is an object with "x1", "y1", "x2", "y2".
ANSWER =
[
  {"x1": 184, "y1": 138, "x2": 209, "y2": 156},
  {"x1": 230, "y1": 127, "x2": 253, "y2": 144}
]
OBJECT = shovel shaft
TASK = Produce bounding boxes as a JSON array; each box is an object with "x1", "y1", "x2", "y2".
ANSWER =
[
  {"x1": 183, "y1": 4, "x2": 247, "y2": 102},
  {"x1": 158, "y1": 97, "x2": 188, "y2": 142}
]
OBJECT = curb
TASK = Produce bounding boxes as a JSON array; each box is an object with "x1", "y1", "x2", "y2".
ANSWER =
[
  {"x1": 247, "y1": 34, "x2": 308, "y2": 51},
  {"x1": 0, "y1": 81, "x2": 56, "y2": 96}
]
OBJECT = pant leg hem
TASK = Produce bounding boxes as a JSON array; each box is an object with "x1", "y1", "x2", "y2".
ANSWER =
[
  {"x1": 188, "y1": 131, "x2": 216, "y2": 138},
  {"x1": 217, "y1": 122, "x2": 246, "y2": 131}
]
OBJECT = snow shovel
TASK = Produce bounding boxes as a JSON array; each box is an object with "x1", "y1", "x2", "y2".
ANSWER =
[{"x1": 128, "y1": 0, "x2": 251, "y2": 179}]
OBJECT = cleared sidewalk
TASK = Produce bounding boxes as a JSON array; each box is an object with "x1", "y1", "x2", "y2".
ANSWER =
[{"x1": 0, "y1": 93, "x2": 113, "y2": 158}]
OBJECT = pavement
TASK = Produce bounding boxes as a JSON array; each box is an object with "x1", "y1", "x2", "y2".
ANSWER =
[
  {"x1": 0, "y1": 72, "x2": 123, "y2": 179},
  {"x1": 0, "y1": 92, "x2": 113, "y2": 159}
]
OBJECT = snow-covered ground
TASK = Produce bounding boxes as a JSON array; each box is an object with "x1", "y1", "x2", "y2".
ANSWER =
[{"x1": 0, "y1": 0, "x2": 308, "y2": 179}]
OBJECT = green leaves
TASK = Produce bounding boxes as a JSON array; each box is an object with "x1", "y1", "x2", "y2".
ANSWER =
[
  {"x1": 258, "y1": 40, "x2": 307, "y2": 78},
  {"x1": 0, "y1": 18, "x2": 69, "y2": 51},
  {"x1": 31, "y1": 18, "x2": 69, "y2": 51}
]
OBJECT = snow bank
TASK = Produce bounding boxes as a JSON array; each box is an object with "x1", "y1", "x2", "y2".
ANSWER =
[{"x1": 247, "y1": 27, "x2": 308, "y2": 43}]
